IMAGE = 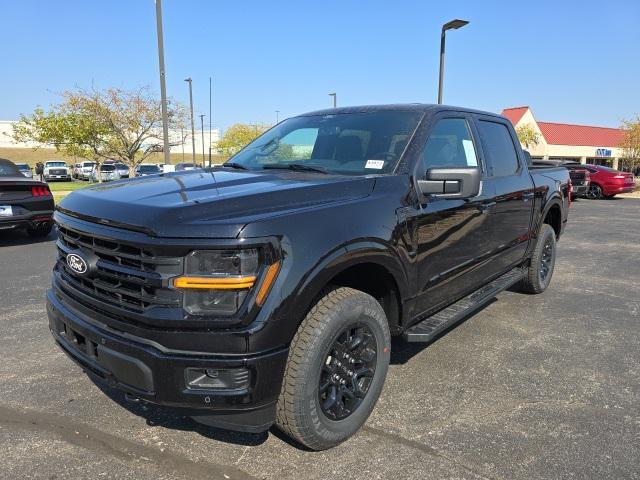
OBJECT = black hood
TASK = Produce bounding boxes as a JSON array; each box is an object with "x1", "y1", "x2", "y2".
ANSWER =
[{"x1": 58, "y1": 169, "x2": 375, "y2": 238}]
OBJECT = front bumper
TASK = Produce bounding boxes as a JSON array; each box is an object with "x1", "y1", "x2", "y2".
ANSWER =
[{"x1": 46, "y1": 288, "x2": 289, "y2": 432}]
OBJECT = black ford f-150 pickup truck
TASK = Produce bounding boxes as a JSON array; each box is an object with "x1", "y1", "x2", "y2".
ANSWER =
[{"x1": 47, "y1": 104, "x2": 569, "y2": 450}]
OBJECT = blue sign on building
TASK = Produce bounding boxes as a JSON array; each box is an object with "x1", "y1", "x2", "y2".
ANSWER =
[{"x1": 596, "y1": 148, "x2": 612, "y2": 157}]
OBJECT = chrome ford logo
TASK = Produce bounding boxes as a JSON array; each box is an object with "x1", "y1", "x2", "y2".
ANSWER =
[{"x1": 66, "y1": 253, "x2": 88, "y2": 274}]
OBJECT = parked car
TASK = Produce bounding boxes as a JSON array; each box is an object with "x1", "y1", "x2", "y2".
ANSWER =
[
  {"x1": 113, "y1": 162, "x2": 130, "y2": 179},
  {"x1": 90, "y1": 163, "x2": 119, "y2": 182},
  {"x1": 14, "y1": 163, "x2": 33, "y2": 179},
  {"x1": 135, "y1": 163, "x2": 161, "y2": 176},
  {"x1": 43, "y1": 160, "x2": 72, "y2": 181},
  {"x1": 582, "y1": 164, "x2": 635, "y2": 199},
  {"x1": 48, "y1": 104, "x2": 569, "y2": 450},
  {"x1": 0, "y1": 158, "x2": 54, "y2": 237},
  {"x1": 532, "y1": 160, "x2": 591, "y2": 198},
  {"x1": 174, "y1": 162, "x2": 197, "y2": 171},
  {"x1": 73, "y1": 161, "x2": 96, "y2": 180}
]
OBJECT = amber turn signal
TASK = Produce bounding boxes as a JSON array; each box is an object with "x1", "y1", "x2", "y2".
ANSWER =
[
  {"x1": 256, "y1": 261, "x2": 281, "y2": 306},
  {"x1": 173, "y1": 276, "x2": 256, "y2": 290}
]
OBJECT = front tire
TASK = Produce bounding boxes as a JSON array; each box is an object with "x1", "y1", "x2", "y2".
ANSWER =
[
  {"x1": 276, "y1": 287, "x2": 391, "y2": 450},
  {"x1": 520, "y1": 224, "x2": 556, "y2": 294}
]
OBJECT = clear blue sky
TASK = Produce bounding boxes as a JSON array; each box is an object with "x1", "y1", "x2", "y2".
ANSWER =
[{"x1": 1, "y1": 0, "x2": 638, "y2": 130}]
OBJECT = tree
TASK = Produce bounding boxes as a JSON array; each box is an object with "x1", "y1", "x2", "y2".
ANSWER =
[
  {"x1": 619, "y1": 115, "x2": 640, "y2": 173},
  {"x1": 516, "y1": 124, "x2": 541, "y2": 149},
  {"x1": 216, "y1": 123, "x2": 271, "y2": 156},
  {"x1": 12, "y1": 86, "x2": 186, "y2": 176}
]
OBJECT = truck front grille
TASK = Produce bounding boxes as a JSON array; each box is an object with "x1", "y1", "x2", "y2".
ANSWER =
[
  {"x1": 49, "y1": 169, "x2": 67, "y2": 175},
  {"x1": 55, "y1": 224, "x2": 182, "y2": 315}
]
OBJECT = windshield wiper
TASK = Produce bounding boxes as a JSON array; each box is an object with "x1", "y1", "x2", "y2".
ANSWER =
[
  {"x1": 263, "y1": 163, "x2": 329, "y2": 174},
  {"x1": 220, "y1": 162, "x2": 249, "y2": 170}
]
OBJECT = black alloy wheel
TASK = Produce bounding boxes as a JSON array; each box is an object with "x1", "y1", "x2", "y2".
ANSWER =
[
  {"x1": 587, "y1": 184, "x2": 602, "y2": 199},
  {"x1": 318, "y1": 323, "x2": 377, "y2": 421},
  {"x1": 539, "y1": 234, "x2": 555, "y2": 284}
]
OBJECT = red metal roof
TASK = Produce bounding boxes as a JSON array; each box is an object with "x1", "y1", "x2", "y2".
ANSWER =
[
  {"x1": 537, "y1": 122, "x2": 624, "y2": 148},
  {"x1": 501, "y1": 106, "x2": 529, "y2": 126}
]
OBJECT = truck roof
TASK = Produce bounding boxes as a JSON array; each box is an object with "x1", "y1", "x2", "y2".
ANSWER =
[{"x1": 299, "y1": 103, "x2": 505, "y2": 119}]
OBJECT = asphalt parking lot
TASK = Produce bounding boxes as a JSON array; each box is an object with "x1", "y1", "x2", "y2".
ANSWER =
[{"x1": 1, "y1": 198, "x2": 639, "y2": 480}]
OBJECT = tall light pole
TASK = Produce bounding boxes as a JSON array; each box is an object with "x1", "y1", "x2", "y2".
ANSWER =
[
  {"x1": 275, "y1": 110, "x2": 280, "y2": 124},
  {"x1": 328, "y1": 92, "x2": 337, "y2": 108},
  {"x1": 184, "y1": 77, "x2": 196, "y2": 161},
  {"x1": 154, "y1": 0, "x2": 171, "y2": 165},
  {"x1": 208, "y1": 76, "x2": 212, "y2": 167},
  {"x1": 199, "y1": 114, "x2": 206, "y2": 165},
  {"x1": 438, "y1": 19, "x2": 469, "y2": 104}
]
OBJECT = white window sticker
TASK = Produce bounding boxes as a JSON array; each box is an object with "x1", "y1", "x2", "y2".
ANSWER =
[
  {"x1": 462, "y1": 139, "x2": 478, "y2": 166},
  {"x1": 0, "y1": 206, "x2": 13, "y2": 217},
  {"x1": 365, "y1": 160, "x2": 385, "y2": 170}
]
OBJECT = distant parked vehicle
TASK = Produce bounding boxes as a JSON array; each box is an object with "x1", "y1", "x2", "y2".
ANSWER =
[
  {"x1": 43, "y1": 161, "x2": 72, "y2": 182},
  {"x1": 74, "y1": 161, "x2": 96, "y2": 180},
  {"x1": 113, "y1": 162, "x2": 130, "y2": 179},
  {"x1": 582, "y1": 164, "x2": 635, "y2": 199},
  {"x1": 14, "y1": 163, "x2": 33, "y2": 179},
  {"x1": 90, "y1": 164, "x2": 119, "y2": 182},
  {"x1": 532, "y1": 160, "x2": 591, "y2": 198},
  {"x1": 135, "y1": 163, "x2": 161, "y2": 176},
  {"x1": 175, "y1": 162, "x2": 197, "y2": 171}
]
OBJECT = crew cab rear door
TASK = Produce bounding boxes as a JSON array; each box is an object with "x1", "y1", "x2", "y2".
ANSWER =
[
  {"x1": 409, "y1": 113, "x2": 497, "y2": 317},
  {"x1": 471, "y1": 115, "x2": 535, "y2": 275}
]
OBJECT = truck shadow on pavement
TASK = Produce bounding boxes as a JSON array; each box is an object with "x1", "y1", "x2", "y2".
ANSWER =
[{"x1": 95, "y1": 382, "x2": 271, "y2": 447}]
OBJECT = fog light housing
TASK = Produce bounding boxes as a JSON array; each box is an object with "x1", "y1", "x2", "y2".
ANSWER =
[{"x1": 184, "y1": 367, "x2": 250, "y2": 391}]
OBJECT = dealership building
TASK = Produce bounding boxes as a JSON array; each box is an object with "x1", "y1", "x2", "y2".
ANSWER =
[{"x1": 502, "y1": 106, "x2": 625, "y2": 169}]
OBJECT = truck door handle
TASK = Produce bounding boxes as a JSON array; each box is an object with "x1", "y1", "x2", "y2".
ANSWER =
[{"x1": 478, "y1": 201, "x2": 496, "y2": 213}]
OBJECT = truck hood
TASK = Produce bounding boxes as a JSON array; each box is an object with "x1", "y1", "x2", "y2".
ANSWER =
[{"x1": 58, "y1": 169, "x2": 375, "y2": 238}]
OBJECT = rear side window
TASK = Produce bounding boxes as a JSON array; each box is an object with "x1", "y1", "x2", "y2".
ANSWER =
[
  {"x1": 477, "y1": 121, "x2": 519, "y2": 177},
  {"x1": 421, "y1": 118, "x2": 478, "y2": 170}
]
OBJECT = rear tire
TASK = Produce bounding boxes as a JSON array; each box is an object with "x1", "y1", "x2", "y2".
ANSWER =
[
  {"x1": 275, "y1": 287, "x2": 391, "y2": 450},
  {"x1": 587, "y1": 184, "x2": 602, "y2": 199},
  {"x1": 520, "y1": 224, "x2": 556, "y2": 294}
]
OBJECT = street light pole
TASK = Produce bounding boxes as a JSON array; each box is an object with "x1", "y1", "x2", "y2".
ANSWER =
[
  {"x1": 328, "y1": 92, "x2": 337, "y2": 108},
  {"x1": 275, "y1": 110, "x2": 280, "y2": 124},
  {"x1": 208, "y1": 76, "x2": 212, "y2": 167},
  {"x1": 438, "y1": 19, "x2": 469, "y2": 104},
  {"x1": 154, "y1": 0, "x2": 171, "y2": 165},
  {"x1": 184, "y1": 77, "x2": 196, "y2": 161},
  {"x1": 199, "y1": 114, "x2": 206, "y2": 165}
]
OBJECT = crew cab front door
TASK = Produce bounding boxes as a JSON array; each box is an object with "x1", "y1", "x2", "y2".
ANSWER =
[{"x1": 409, "y1": 114, "x2": 497, "y2": 318}]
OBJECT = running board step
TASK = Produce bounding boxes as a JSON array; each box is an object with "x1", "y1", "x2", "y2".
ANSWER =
[{"x1": 403, "y1": 268, "x2": 525, "y2": 343}]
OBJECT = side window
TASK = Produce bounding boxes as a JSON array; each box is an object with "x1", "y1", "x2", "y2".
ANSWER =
[
  {"x1": 477, "y1": 120, "x2": 520, "y2": 177},
  {"x1": 422, "y1": 118, "x2": 478, "y2": 171}
]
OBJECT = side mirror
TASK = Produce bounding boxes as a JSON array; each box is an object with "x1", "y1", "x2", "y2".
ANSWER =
[
  {"x1": 523, "y1": 150, "x2": 533, "y2": 166},
  {"x1": 418, "y1": 167, "x2": 481, "y2": 199}
]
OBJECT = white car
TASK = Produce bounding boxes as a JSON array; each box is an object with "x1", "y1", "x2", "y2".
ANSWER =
[
  {"x1": 74, "y1": 161, "x2": 96, "y2": 180},
  {"x1": 43, "y1": 161, "x2": 71, "y2": 181},
  {"x1": 90, "y1": 164, "x2": 120, "y2": 182},
  {"x1": 136, "y1": 164, "x2": 162, "y2": 176}
]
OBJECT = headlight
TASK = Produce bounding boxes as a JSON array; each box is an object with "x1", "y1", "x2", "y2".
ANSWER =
[{"x1": 172, "y1": 249, "x2": 280, "y2": 317}]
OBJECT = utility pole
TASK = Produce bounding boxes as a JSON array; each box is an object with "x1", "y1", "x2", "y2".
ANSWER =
[
  {"x1": 184, "y1": 77, "x2": 196, "y2": 161},
  {"x1": 181, "y1": 127, "x2": 185, "y2": 160},
  {"x1": 208, "y1": 76, "x2": 212, "y2": 167},
  {"x1": 329, "y1": 92, "x2": 337, "y2": 108},
  {"x1": 438, "y1": 19, "x2": 469, "y2": 104},
  {"x1": 154, "y1": 0, "x2": 171, "y2": 165},
  {"x1": 199, "y1": 114, "x2": 206, "y2": 166}
]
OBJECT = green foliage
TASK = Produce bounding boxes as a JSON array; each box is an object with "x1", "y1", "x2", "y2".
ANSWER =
[
  {"x1": 620, "y1": 115, "x2": 640, "y2": 171},
  {"x1": 216, "y1": 123, "x2": 271, "y2": 156},
  {"x1": 12, "y1": 86, "x2": 187, "y2": 176},
  {"x1": 515, "y1": 124, "x2": 540, "y2": 149}
]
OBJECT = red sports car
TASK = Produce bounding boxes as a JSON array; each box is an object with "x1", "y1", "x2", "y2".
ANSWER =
[{"x1": 583, "y1": 164, "x2": 635, "y2": 199}]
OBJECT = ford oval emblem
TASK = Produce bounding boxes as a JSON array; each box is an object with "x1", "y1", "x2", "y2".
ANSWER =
[{"x1": 66, "y1": 253, "x2": 88, "y2": 274}]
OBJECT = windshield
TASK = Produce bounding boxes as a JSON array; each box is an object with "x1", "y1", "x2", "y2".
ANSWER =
[
  {"x1": 100, "y1": 165, "x2": 116, "y2": 171},
  {"x1": 82, "y1": 162, "x2": 95, "y2": 167},
  {"x1": 227, "y1": 111, "x2": 423, "y2": 175},
  {"x1": 0, "y1": 160, "x2": 21, "y2": 176},
  {"x1": 114, "y1": 163, "x2": 127, "y2": 169},
  {"x1": 139, "y1": 165, "x2": 160, "y2": 173},
  {"x1": 47, "y1": 162, "x2": 66, "y2": 167}
]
